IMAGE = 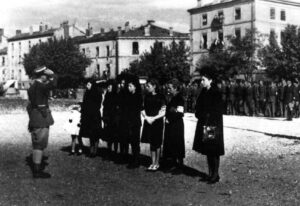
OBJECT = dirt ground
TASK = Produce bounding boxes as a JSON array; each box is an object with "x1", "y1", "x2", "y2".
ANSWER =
[{"x1": 0, "y1": 112, "x2": 299, "y2": 206}]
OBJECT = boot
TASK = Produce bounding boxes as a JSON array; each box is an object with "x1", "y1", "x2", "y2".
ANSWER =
[{"x1": 33, "y1": 164, "x2": 51, "y2": 179}]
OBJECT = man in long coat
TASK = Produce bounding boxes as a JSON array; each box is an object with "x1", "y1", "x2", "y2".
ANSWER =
[{"x1": 27, "y1": 66, "x2": 57, "y2": 178}]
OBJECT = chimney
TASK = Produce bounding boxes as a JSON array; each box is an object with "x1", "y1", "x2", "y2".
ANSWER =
[
  {"x1": 117, "y1": 26, "x2": 122, "y2": 36},
  {"x1": 29, "y1": 26, "x2": 33, "y2": 35},
  {"x1": 144, "y1": 25, "x2": 150, "y2": 37},
  {"x1": 16, "y1": 30, "x2": 22, "y2": 35},
  {"x1": 61, "y1": 21, "x2": 69, "y2": 38},
  {"x1": 39, "y1": 22, "x2": 44, "y2": 32},
  {"x1": 45, "y1": 24, "x2": 48, "y2": 31},
  {"x1": 169, "y1": 27, "x2": 174, "y2": 37},
  {"x1": 147, "y1": 20, "x2": 155, "y2": 25},
  {"x1": 89, "y1": 27, "x2": 93, "y2": 36},
  {"x1": 197, "y1": 0, "x2": 202, "y2": 7},
  {"x1": 125, "y1": 21, "x2": 130, "y2": 32},
  {"x1": 100, "y1": 28, "x2": 105, "y2": 35}
]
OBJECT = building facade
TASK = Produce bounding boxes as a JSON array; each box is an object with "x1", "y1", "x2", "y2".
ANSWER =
[
  {"x1": 188, "y1": 0, "x2": 300, "y2": 73},
  {"x1": 79, "y1": 20, "x2": 189, "y2": 79},
  {"x1": 7, "y1": 21, "x2": 85, "y2": 88},
  {"x1": 0, "y1": 29, "x2": 8, "y2": 83}
]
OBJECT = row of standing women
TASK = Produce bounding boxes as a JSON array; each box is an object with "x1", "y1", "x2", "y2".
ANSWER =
[{"x1": 74, "y1": 71, "x2": 224, "y2": 184}]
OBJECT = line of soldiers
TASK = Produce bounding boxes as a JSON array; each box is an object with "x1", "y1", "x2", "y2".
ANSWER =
[
  {"x1": 218, "y1": 79, "x2": 300, "y2": 120},
  {"x1": 178, "y1": 78, "x2": 300, "y2": 121}
]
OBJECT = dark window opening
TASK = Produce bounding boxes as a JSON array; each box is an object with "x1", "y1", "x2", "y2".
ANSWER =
[
  {"x1": 202, "y1": 14, "x2": 207, "y2": 26},
  {"x1": 202, "y1": 33, "x2": 207, "y2": 49},
  {"x1": 235, "y1": 8, "x2": 241, "y2": 20},
  {"x1": 132, "y1": 42, "x2": 139, "y2": 55},
  {"x1": 270, "y1": 8, "x2": 275, "y2": 20},
  {"x1": 281, "y1": 10, "x2": 286, "y2": 21}
]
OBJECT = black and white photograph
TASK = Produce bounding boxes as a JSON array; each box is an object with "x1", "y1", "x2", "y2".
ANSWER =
[{"x1": 0, "y1": 0, "x2": 300, "y2": 205}]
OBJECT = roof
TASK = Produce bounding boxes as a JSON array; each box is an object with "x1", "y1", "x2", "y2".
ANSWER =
[
  {"x1": 188, "y1": 0, "x2": 300, "y2": 14},
  {"x1": 0, "y1": 47, "x2": 7, "y2": 55},
  {"x1": 79, "y1": 23, "x2": 189, "y2": 44},
  {"x1": 8, "y1": 29, "x2": 56, "y2": 42},
  {"x1": 119, "y1": 24, "x2": 189, "y2": 38},
  {"x1": 78, "y1": 30, "x2": 118, "y2": 44}
]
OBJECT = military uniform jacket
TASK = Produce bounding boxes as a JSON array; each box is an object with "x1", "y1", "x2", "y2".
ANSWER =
[{"x1": 27, "y1": 76, "x2": 57, "y2": 128}]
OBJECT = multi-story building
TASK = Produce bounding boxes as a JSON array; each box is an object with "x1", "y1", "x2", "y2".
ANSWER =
[
  {"x1": 7, "y1": 21, "x2": 85, "y2": 88},
  {"x1": 0, "y1": 29, "x2": 8, "y2": 83},
  {"x1": 188, "y1": 0, "x2": 300, "y2": 73},
  {"x1": 78, "y1": 20, "x2": 189, "y2": 79}
]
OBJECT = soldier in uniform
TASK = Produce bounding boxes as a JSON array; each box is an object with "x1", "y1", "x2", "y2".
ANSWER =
[
  {"x1": 277, "y1": 81, "x2": 285, "y2": 117},
  {"x1": 27, "y1": 66, "x2": 57, "y2": 178},
  {"x1": 227, "y1": 80, "x2": 236, "y2": 115},
  {"x1": 284, "y1": 79, "x2": 294, "y2": 121},
  {"x1": 244, "y1": 81, "x2": 254, "y2": 116},
  {"x1": 292, "y1": 80, "x2": 300, "y2": 118},
  {"x1": 258, "y1": 80, "x2": 267, "y2": 116},
  {"x1": 266, "y1": 81, "x2": 277, "y2": 117}
]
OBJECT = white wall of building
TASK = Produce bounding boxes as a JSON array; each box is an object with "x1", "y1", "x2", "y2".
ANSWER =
[
  {"x1": 189, "y1": 0, "x2": 300, "y2": 73},
  {"x1": 79, "y1": 40, "x2": 116, "y2": 78},
  {"x1": 7, "y1": 36, "x2": 51, "y2": 85}
]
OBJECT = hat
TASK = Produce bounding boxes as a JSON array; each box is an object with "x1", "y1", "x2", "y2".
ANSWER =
[{"x1": 34, "y1": 66, "x2": 47, "y2": 74}]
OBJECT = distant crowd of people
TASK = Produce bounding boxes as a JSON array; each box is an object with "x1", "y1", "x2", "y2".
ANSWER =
[{"x1": 181, "y1": 78, "x2": 300, "y2": 121}]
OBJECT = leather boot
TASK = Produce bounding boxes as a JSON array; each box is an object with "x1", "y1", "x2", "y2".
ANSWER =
[{"x1": 33, "y1": 164, "x2": 51, "y2": 179}]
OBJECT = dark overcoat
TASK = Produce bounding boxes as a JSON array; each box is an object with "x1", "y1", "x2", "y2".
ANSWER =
[
  {"x1": 123, "y1": 92, "x2": 143, "y2": 143},
  {"x1": 79, "y1": 83, "x2": 102, "y2": 140},
  {"x1": 193, "y1": 85, "x2": 225, "y2": 156},
  {"x1": 163, "y1": 93, "x2": 185, "y2": 159},
  {"x1": 102, "y1": 91, "x2": 118, "y2": 141}
]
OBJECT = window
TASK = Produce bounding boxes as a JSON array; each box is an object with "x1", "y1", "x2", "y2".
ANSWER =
[
  {"x1": 2, "y1": 57, "x2": 4, "y2": 66},
  {"x1": 270, "y1": 8, "x2": 275, "y2": 20},
  {"x1": 157, "y1": 42, "x2": 163, "y2": 50},
  {"x1": 39, "y1": 39, "x2": 42, "y2": 44},
  {"x1": 235, "y1": 8, "x2": 241, "y2": 20},
  {"x1": 281, "y1": 10, "x2": 286, "y2": 21},
  {"x1": 132, "y1": 42, "x2": 139, "y2": 55},
  {"x1": 106, "y1": 46, "x2": 110, "y2": 57},
  {"x1": 96, "y1": 47, "x2": 99, "y2": 57},
  {"x1": 202, "y1": 14, "x2": 207, "y2": 26},
  {"x1": 235, "y1": 28, "x2": 241, "y2": 39},
  {"x1": 218, "y1": 11, "x2": 224, "y2": 23},
  {"x1": 82, "y1": 48, "x2": 85, "y2": 54},
  {"x1": 97, "y1": 64, "x2": 100, "y2": 75},
  {"x1": 202, "y1": 33, "x2": 207, "y2": 49},
  {"x1": 19, "y1": 42, "x2": 21, "y2": 50},
  {"x1": 19, "y1": 55, "x2": 22, "y2": 64},
  {"x1": 270, "y1": 28, "x2": 275, "y2": 37},
  {"x1": 11, "y1": 43, "x2": 14, "y2": 52},
  {"x1": 28, "y1": 41, "x2": 31, "y2": 49},
  {"x1": 218, "y1": 30, "x2": 224, "y2": 42}
]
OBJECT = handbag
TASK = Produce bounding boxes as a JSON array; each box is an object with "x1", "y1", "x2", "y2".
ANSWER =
[{"x1": 202, "y1": 114, "x2": 217, "y2": 142}]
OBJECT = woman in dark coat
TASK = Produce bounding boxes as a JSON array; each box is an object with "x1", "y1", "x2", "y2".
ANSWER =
[
  {"x1": 193, "y1": 67, "x2": 225, "y2": 184},
  {"x1": 124, "y1": 77, "x2": 143, "y2": 168},
  {"x1": 141, "y1": 79, "x2": 166, "y2": 171},
  {"x1": 163, "y1": 79, "x2": 185, "y2": 170},
  {"x1": 79, "y1": 81, "x2": 102, "y2": 157},
  {"x1": 103, "y1": 80, "x2": 119, "y2": 155}
]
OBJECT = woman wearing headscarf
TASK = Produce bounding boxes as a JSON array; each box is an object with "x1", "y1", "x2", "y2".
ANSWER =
[{"x1": 193, "y1": 66, "x2": 225, "y2": 184}]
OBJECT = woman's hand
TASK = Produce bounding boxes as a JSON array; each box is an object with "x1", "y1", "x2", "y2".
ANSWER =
[{"x1": 145, "y1": 116, "x2": 155, "y2": 125}]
